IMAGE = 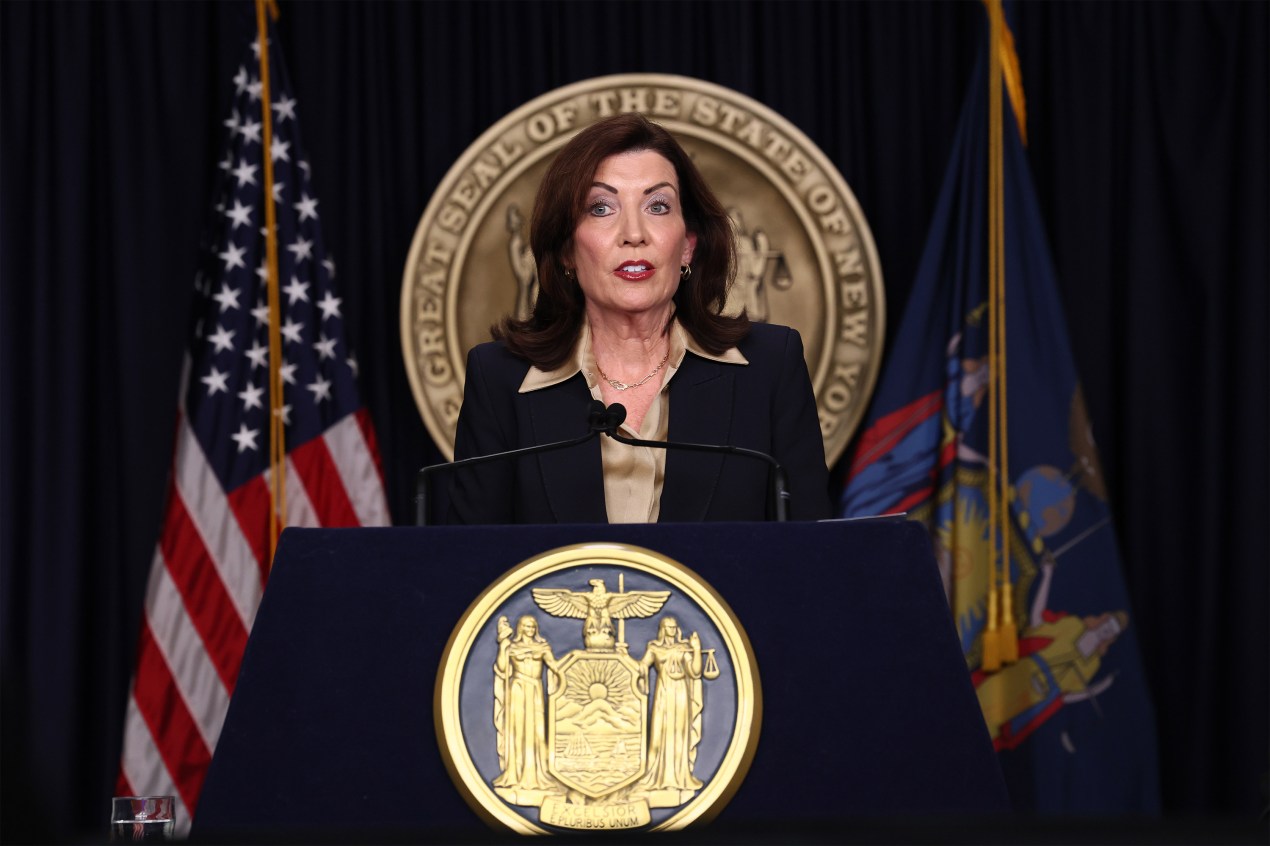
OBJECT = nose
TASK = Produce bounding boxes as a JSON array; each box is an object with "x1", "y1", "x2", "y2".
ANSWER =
[{"x1": 618, "y1": 207, "x2": 648, "y2": 246}]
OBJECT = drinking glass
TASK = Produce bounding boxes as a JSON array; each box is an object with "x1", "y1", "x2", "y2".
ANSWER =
[{"x1": 110, "y1": 796, "x2": 175, "y2": 842}]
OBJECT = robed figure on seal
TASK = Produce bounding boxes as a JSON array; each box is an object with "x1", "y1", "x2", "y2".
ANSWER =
[
  {"x1": 493, "y1": 615, "x2": 561, "y2": 793},
  {"x1": 638, "y1": 617, "x2": 705, "y2": 794}
]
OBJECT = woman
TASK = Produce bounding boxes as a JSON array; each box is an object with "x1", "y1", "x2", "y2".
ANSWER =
[
  {"x1": 448, "y1": 113, "x2": 829, "y2": 523},
  {"x1": 638, "y1": 617, "x2": 705, "y2": 795},
  {"x1": 492, "y1": 615, "x2": 560, "y2": 793}
]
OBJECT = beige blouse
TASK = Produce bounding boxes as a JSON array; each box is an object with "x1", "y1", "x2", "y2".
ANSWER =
[{"x1": 518, "y1": 318, "x2": 747, "y2": 523}]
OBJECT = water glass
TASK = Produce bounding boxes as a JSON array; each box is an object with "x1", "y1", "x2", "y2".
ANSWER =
[{"x1": 110, "y1": 796, "x2": 175, "y2": 842}]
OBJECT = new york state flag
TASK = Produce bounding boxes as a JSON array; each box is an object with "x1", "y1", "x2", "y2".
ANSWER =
[{"x1": 840, "y1": 8, "x2": 1159, "y2": 813}]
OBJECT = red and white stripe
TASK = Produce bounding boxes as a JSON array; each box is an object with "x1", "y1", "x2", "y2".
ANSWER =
[{"x1": 116, "y1": 408, "x2": 388, "y2": 834}]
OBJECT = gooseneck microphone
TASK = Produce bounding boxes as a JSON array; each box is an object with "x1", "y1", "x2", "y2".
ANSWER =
[
  {"x1": 600, "y1": 403, "x2": 790, "y2": 522},
  {"x1": 415, "y1": 401, "x2": 789, "y2": 525},
  {"x1": 415, "y1": 401, "x2": 615, "y2": 526}
]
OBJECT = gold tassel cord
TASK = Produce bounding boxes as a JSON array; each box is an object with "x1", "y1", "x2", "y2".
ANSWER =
[
  {"x1": 995, "y1": 6, "x2": 1018, "y2": 662},
  {"x1": 981, "y1": 0, "x2": 1003, "y2": 673},
  {"x1": 256, "y1": 0, "x2": 286, "y2": 566},
  {"x1": 985, "y1": 0, "x2": 1021, "y2": 669},
  {"x1": 993, "y1": 1, "x2": 1019, "y2": 663}
]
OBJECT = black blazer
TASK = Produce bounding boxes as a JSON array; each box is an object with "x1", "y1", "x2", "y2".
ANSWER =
[{"x1": 445, "y1": 322, "x2": 830, "y2": 524}]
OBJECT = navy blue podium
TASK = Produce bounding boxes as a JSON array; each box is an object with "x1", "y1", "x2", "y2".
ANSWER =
[{"x1": 193, "y1": 519, "x2": 1008, "y2": 840}]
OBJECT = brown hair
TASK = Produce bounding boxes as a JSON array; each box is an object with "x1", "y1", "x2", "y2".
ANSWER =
[{"x1": 493, "y1": 112, "x2": 749, "y2": 368}]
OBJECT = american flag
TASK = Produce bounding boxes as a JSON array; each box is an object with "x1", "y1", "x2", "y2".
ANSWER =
[{"x1": 116, "y1": 29, "x2": 390, "y2": 833}]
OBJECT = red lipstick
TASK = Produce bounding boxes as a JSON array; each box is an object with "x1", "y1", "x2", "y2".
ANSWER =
[{"x1": 613, "y1": 259, "x2": 656, "y2": 281}]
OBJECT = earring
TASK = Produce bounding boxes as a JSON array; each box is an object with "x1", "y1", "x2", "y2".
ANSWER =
[
  {"x1": 563, "y1": 267, "x2": 576, "y2": 280},
  {"x1": 680, "y1": 265, "x2": 692, "y2": 280}
]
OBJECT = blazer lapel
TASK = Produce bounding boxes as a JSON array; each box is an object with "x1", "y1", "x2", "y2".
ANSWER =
[
  {"x1": 660, "y1": 356, "x2": 734, "y2": 521},
  {"x1": 524, "y1": 378, "x2": 608, "y2": 523}
]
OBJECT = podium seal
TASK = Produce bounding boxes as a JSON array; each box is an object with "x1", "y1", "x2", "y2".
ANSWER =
[{"x1": 435, "y1": 543, "x2": 761, "y2": 834}]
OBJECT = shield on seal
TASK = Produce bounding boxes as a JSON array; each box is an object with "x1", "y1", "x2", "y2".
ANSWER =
[{"x1": 547, "y1": 651, "x2": 648, "y2": 798}]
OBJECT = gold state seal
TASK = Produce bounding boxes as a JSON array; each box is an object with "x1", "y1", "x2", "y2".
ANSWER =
[
  {"x1": 401, "y1": 74, "x2": 884, "y2": 465},
  {"x1": 434, "y1": 543, "x2": 760, "y2": 833}
]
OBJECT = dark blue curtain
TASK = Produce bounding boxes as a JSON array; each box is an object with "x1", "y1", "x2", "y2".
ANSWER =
[{"x1": 1, "y1": 1, "x2": 1265, "y2": 841}]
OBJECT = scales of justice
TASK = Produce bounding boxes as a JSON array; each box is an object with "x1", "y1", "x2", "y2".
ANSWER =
[{"x1": 489, "y1": 573, "x2": 722, "y2": 829}]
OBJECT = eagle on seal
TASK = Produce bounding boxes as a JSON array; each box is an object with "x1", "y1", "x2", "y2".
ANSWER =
[{"x1": 532, "y1": 578, "x2": 670, "y2": 650}]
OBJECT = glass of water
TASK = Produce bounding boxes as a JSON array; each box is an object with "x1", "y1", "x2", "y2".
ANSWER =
[{"x1": 110, "y1": 796, "x2": 175, "y2": 842}]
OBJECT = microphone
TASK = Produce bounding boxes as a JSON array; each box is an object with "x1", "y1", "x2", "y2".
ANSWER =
[
  {"x1": 415, "y1": 400, "x2": 610, "y2": 526},
  {"x1": 588, "y1": 400, "x2": 624, "y2": 435},
  {"x1": 602, "y1": 403, "x2": 790, "y2": 522}
]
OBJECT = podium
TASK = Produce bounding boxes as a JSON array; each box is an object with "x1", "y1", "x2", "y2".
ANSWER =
[{"x1": 193, "y1": 520, "x2": 1008, "y2": 840}]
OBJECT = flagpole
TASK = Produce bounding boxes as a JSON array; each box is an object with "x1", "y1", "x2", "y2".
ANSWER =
[
  {"x1": 119, "y1": 10, "x2": 392, "y2": 824},
  {"x1": 255, "y1": 0, "x2": 286, "y2": 566}
]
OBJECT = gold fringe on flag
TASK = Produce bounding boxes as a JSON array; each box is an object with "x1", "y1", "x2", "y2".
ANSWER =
[{"x1": 256, "y1": 0, "x2": 285, "y2": 566}]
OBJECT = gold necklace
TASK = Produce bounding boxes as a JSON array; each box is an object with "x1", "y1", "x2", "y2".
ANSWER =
[{"x1": 593, "y1": 349, "x2": 670, "y2": 391}]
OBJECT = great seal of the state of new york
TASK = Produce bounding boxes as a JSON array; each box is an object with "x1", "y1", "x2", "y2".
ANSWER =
[{"x1": 401, "y1": 74, "x2": 884, "y2": 465}]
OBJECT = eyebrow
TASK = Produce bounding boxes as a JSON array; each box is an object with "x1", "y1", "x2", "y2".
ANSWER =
[{"x1": 589, "y1": 181, "x2": 677, "y2": 195}]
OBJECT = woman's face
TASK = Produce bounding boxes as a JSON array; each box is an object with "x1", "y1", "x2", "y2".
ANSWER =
[{"x1": 566, "y1": 150, "x2": 697, "y2": 324}]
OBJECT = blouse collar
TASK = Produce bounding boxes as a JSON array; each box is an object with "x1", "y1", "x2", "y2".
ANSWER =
[{"x1": 518, "y1": 314, "x2": 747, "y2": 394}]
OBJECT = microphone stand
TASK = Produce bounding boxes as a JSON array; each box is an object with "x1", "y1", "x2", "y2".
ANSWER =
[
  {"x1": 415, "y1": 401, "x2": 614, "y2": 526},
  {"x1": 416, "y1": 401, "x2": 789, "y2": 525},
  {"x1": 601, "y1": 405, "x2": 790, "y2": 522}
]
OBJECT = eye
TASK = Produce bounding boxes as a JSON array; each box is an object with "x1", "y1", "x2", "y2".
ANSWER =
[
  {"x1": 648, "y1": 200, "x2": 671, "y2": 214},
  {"x1": 587, "y1": 201, "x2": 614, "y2": 217}
]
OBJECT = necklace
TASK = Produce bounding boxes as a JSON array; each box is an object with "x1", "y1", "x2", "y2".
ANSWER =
[{"x1": 593, "y1": 349, "x2": 670, "y2": 391}]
